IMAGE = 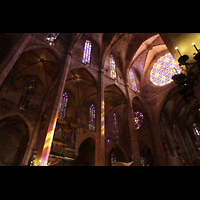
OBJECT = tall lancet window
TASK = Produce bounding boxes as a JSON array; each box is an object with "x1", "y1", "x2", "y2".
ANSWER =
[
  {"x1": 89, "y1": 104, "x2": 95, "y2": 131},
  {"x1": 58, "y1": 92, "x2": 68, "y2": 120},
  {"x1": 46, "y1": 33, "x2": 59, "y2": 46},
  {"x1": 82, "y1": 40, "x2": 92, "y2": 66},
  {"x1": 192, "y1": 123, "x2": 200, "y2": 138},
  {"x1": 111, "y1": 151, "x2": 117, "y2": 166},
  {"x1": 129, "y1": 69, "x2": 138, "y2": 92},
  {"x1": 18, "y1": 78, "x2": 36, "y2": 110},
  {"x1": 110, "y1": 55, "x2": 117, "y2": 79},
  {"x1": 113, "y1": 113, "x2": 119, "y2": 140}
]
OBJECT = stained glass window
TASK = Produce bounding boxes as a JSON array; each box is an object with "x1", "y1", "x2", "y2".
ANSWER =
[
  {"x1": 192, "y1": 123, "x2": 200, "y2": 138},
  {"x1": 18, "y1": 78, "x2": 36, "y2": 110},
  {"x1": 140, "y1": 153, "x2": 145, "y2": 166},
  {"x1": 150, "y1": 53, "x2": 182, "y2": 86},
  {"x1": 111, "y1": 151, "x2": 117, "y2": 166},
  {"x1": 46, "y1": 33, "x2": 59, "y2": 46},
  {"x1": 57, "y1": 92, "x2": 68, "y2": 120},
  {"x1": 129, "y1": 69, "x2": 138, "y2": 92},
  {"x1": 134, "y1": 111, "x2": 144, "y2": 130},
  {"x1": 89, "y1": 104, "x2": 95, "y2": 131},
  {"x1": 110, "y1": 55, "x2": 117, "y2": 79},
  {"x1": 113, "y1": 113, "x2": 119, "y2": 139},
  {"x1": 82, "y1": 40, "x2": 92, "y2": 66}
]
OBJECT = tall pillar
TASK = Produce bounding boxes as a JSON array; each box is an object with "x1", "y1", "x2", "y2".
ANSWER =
[
  {"x1": 147, "y1": 112, "x2": 168, "y2": 166},
  {"x1": 95, "y1": 69, "x2": 105, "y2": 166},
  {"x1": 21, "y1": 96, "x2": 50, "y2": 165},
  {"x1": 33, "y1": 52, "x2": 72, "y2": 166},
  {"x1": 0, "y1": 33, "x2": 32, "y2": 87},
  {"x1": 125, "y1": 84, "x2": 141, "y2": 165}
]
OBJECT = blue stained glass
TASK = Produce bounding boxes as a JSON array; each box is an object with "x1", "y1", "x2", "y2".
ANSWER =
[
  {"x1": 18, "y1": 79, "x2": 36, "y2": 110},
  {"x1": 89, "y1": 104, "x2": 95, "y2": 130},
  {"x1": 82, "y1": 40, "x2": 92, "y2": 66},
  {"x1": 150, "y1": 53, "x2": 181, "y2": 86},
  {"x1": 134, "y1": 111, "x2": 144, "y2": 130},
  {"x1": 129, "y1": 69, "x2": 138, "y2": 92},
  {"x1": 58, "y1": 92, "x2": 68, "y2": 120},
  {"x1": 111, "y1": 151, "x2": 117, "y2": 166},
  {"x1": 46, "y1": 33, "x2": 59, "y2": 46},
  {"x1": 193, "y1": 123, "x2": 200, "y2": 138}
]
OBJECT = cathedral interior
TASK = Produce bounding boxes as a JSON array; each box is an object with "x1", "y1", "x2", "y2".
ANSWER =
[{"x1": 0, "y1": 33, "x2": 200, "y2": 166}]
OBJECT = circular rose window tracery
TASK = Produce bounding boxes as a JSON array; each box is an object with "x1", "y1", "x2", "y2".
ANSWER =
[
  {"x1": 134, "y1": 111, "x2": 144, "y2": 130},
  {"x1": 150, "y1": 53, "x2": 181, "y2": 86}
]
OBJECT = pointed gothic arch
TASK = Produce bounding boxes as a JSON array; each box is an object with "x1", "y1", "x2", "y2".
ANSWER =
[{"x1": 0, "y1": 116, "x2": 29, "y2": 166}]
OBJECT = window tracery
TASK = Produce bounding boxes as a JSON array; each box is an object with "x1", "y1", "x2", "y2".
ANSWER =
[
  {"x1": 89, "y1": 104, "x2": 95, "y2": 131},
  {"x1": 82, "y1": 40, "x2": 92, "y2": 66},
  {"x1": 46, "y1": 33, "x2": 59, "y2": 46},
  {"x1": 110, "y1": 55, "x2": 117, "y2": 79},
  {"x1": 134, "y1": 111, "x2": 144, "y2": 130},
  {"x1": 150, "y1": 53, "x2": 181, "y2": 86},
  {"x1": 57, "y1": 92, "x2": 68, "y2": 120},
  {"x1": 129, "y1": 68, "x2": 138, "y2": 92},
  {"x1": 18, "y1": 78, "x2": 36, "y2": 110},
  {"x1": 192, "y1": 123, "x2": 200, "y2": 138}
]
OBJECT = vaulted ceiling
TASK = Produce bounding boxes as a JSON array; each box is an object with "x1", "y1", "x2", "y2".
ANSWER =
[
  {"x1": 100, "y1": 33, "x2": 157, "y2": 73},
  {"x1": 12, "y1": 48, "x2": 59, "y2": 93}
]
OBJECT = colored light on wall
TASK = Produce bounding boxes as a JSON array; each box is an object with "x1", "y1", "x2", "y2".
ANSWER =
[
  {"x1": 101, "y1": 100, "x2": 105, "y2": 136},
  {"x1": 39, "y1": 118, "x2": 57, "y2": 166},
  {"x1": 134, "y1": 111, "x2": 144, "y2": 130}
]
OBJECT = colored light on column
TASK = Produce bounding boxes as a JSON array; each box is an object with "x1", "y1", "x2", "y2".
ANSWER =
[
  {"x1": 39, "y1": 118, "x2": 57, "y2": 166},
  {"x1": 101, "y1": 100, "x2": 105, "y2": 136}
]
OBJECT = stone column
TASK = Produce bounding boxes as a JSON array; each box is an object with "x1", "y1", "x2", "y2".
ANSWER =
[
  {"x1": 95, "y1": 69, "x2": 105, "y2": 166},
  {"x1": 147, "y1": 107, "x2": 168, "y2": 166},
  {"x1": 75, "y1": 105, "x2": 81, "y2": 157},
  {"x1": 125, "y1": 84, "x2": 141, "y2": 165},
  {"x1": 21, "y1": 96, "x2": 50, "y2": 165},
  {"x1": 0, "y1": 33, "x2": 32, "y2": 87},
  {"x1": 33, "y1": 52, "x2": 72, "y2": 166}
]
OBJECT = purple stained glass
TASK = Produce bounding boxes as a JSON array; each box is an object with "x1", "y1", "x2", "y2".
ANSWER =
[
  {"x1": 192, "y1": 123, "x2": 200, "y2": 138},
  {"x1": 150, "y1": 53, "x2": 181, "y2": 86},
  {"x1": 134, "y1": 111, "x2": 144, "y2": 130},
  {"x1": 111, "y1": 151, "x2": 117, "y2": 166},
  {"x1": 129, "y1": 69, "x2": 138, "y2": 92},
  {"x1": 58, "y1": 92, "x2": 68, "y2": 120},
  {"x1": 82, "y1": 40, "x2": 92, "y2": 66},
  {"x1": 89, "y1": 104, "x2": 95, "y2": 130},
  {"x1": 46, "y1": 33, "x2": 59, "y2": 46}
]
